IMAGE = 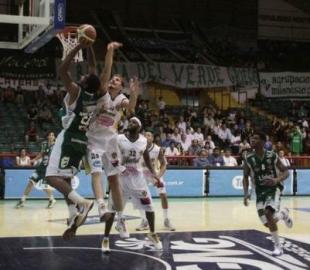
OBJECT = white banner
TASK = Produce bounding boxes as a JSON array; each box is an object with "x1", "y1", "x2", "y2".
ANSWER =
[
  {"x1": 258, "y1": 0, "x2": 310, "y2": 41},
  {"x1": 109, "y1": 62, "x2": 258, "y2": 89},
  {"x1": 260, "y1": 72, "x2": 310, "y2": 97},
  {"x1": 1, "y1": 62, "x2": 258, "y2": 90}
]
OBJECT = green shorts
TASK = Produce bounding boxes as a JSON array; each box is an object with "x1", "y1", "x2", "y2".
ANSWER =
[
  {"x1": 46, "y1": 130, "x2": 87, "y2": 178},
  {"x1": 256, "y1": 187, "x2": 281, "y2": 225}
]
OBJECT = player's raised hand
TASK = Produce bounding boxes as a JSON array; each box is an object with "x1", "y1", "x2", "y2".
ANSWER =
[
  {"x1": 107, "y1": 42, "x2": 123, "y2": 51},
  {"x1": 129, "y1": 76, "x2": 139, "y2": 96}
]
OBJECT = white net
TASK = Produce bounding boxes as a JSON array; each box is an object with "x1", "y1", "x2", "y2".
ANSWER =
[{"x1": 56, "y1": 29, "x2": 83, "y2": 62}]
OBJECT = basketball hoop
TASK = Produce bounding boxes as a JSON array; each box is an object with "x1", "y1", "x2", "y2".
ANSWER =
[{"x1": 56, "y1": 26, "x2": 84, "y2": 62}]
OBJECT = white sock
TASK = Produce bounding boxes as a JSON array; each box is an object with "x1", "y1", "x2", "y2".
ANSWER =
[
  {"x1": 97, "y1": 198, "x2": 105, "y2": 206},
  {"x1": 271, "y1": 231, "x2": 280, "y2": 247},
  {"x1": 68, "y1": 190, "x2": 85, "y2": 204},
  {"x1": 273, "y1": 211, "x2": 284, "y2": 222},
  {"x1": 118, "y1": 211, "x2": 123, "y2": 220},
  {"x1": 163, "y1": 209, "x2": 168, "y2": 220},
  {"x1": 21, "y1": 195, "x2": 27, "y2": 201},
  {"x1": 68, "y1": 204, "x2": 77, "y2": 218},
  {"x1": 139, "y1": 210, "x2": 146, "y2": 221}
]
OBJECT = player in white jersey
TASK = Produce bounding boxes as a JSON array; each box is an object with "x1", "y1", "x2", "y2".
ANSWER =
[
  {"x1": 86, "y1": 42, "x2": 139, "y2": 223},
  {"x1": 101, "y1": 117, "x2": 162, "y2": 253},
  {"x1": 137, "y1": 131, "x2": 175, "y2": 231}
]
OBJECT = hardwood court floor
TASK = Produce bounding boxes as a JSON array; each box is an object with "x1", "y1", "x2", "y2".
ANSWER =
[
  {"x1": 0, "y1": 196, "x2": 309, "y2": 241},
  {"x1": 0, "y1": 197, "x2": 310, "y2": 270}
]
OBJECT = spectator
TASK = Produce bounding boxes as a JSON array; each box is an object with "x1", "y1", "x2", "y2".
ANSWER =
[
  {"x1": 208, "y1": 147, "x2": 224, "y2": 166},
  {"x1": 217, "y1": 123, "x2": 232, "y2": 148},
  {"x1": 239, "y1": 138, "x2": 251, "y2": 154},
  {"x1": 171, "y1": 128, "x2": 181, "y2": 143},
  {"x1": 16, "y1": 149, "x2": 31, "y2": 167},
  {"x1": 188, "y1": 139, "x2": 202, "y2": 155},
  {"x1": 193, "y1": 149, "x2": 210, "y2": 167},
  {"x1": 25, "y1": 121, "x2": 39, "y2": 144},
  {"x1": 278, "y1": 150, "x2": 290, "y2": 167},
  {"x1": 290, "y1": 126, "x2": 303, "y2": 155},
  {"x1": 180, "y1": 133, "x2": 191, "y2": 153},
  {"x1": 164, "y1": 141, "x2": 180, "y2": 156},
  {"x1": 223, "y1": 148, "x2": 238, "y2": 167},
  {"x1": 241, "y1": 121, "x2": 254, "y2": 142},
  {"x1": 176, "y1": 116, "x2": 186, "y2": 133},
  {"x1": 27, "y1": 105, "x2": 38, "y2": 122},
  {"x1": 264, "y1": 135, "x2": 273, "y2": 151},
  {"x1": 158, "y1": 96, "x2": 166, "y2": 115},
  {"x1": 205, "y1": 135, "x2": 216, "y2": 150},
  {"x1": 161, "y1": 133, "x2": 175, "y2": 148},
  {"x1": 203, "y1": 113, "x2": 215, "y2": 129},
  {"x1": 193, "y1": 127, "x2": 204, "y2": 145}
]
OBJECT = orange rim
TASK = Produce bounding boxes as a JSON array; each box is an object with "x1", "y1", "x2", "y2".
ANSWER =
[{"x1": 60, "y1": 26, "x2": 78, "y2": 38}]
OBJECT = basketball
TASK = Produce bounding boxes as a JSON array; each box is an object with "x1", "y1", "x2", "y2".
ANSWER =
[{"x1": 77, "y1": 24, "x2": 97, "y2": 45}]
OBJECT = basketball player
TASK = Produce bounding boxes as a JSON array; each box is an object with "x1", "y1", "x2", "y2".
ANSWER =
[
  {"x1": 16, "y1": 132, "x2": 56, "y2": 209},
  {"x1": 46, "y1": 40, "x2": 103, "y2": 239},
  {"x1": 86, "y1": 42, "x2": 139, "y2": 222},
  {"x1": 101, "y1": 117, "x2": 162, "y2": 253},
  {"x1": 243, "y1": 132, "x2": 293, "y2": 256},
  {"x1": 136, "y1": 131, "x2": 175, "y2": 231}
]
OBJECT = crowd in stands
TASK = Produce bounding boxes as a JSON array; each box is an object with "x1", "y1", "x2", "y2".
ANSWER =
[
  {"x1": 1, "y1": 82, "x2": 309, "y2": 168},
  {"x1": 0, "y1": 84, "x2": 63, "y2": 157}
]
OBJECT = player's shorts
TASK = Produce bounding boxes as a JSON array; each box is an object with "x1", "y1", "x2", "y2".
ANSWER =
[
  {"x1": 46, "y1": 130, "x2": 86, "y2": 178},
  {"x1": 119, "y1": 168, "x2": 153, "y2": 212},
  {"x1": 29, "y1": 164, "x2": 46, "y2": 184},
  {"x1": 143, "y1": 170, "x2": 166, "y2": 194},
  {"x1": 86, "y1": 134, "x2": 125, "y2": 176},
  {"x1": 256, "y1": 187, "x2": 281, "y2": 225}
]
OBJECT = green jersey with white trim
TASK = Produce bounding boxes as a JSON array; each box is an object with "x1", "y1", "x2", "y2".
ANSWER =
[
  {"x1": 245, "y1": 150, "x2": 283, "y2": 194},
  {"x1": 40, "y1": 141, "x2": 54, "y2": 167},
  {"x1": 62, "y1": 88, "x2": 98, "y2": 140}
]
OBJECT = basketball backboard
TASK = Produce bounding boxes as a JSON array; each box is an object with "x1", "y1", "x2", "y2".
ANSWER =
[{"x1": 0, "y1": 0, "x2": 66, "y2": 52}]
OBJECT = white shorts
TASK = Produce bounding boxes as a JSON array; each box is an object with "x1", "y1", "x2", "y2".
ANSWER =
[
  {"x1": 143, "y1": 170, "x2": 166, "y2": 194},
  {"x1": 86, "y1": 133, "x2": 125, "y2": 176},
  {"x1": 120, "y1": 169, "x2": 153, "y2": 212}
]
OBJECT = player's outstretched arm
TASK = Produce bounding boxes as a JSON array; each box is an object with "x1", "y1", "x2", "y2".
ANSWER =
[
  {"x1": 58, "y1": 43, "x2": 82, "y2": 102},
  {"x1": 100, "y1": 42, "x2": 123, "y2": 94}
]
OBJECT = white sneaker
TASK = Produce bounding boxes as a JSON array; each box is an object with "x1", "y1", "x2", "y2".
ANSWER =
[
  {"x1": 136, "y1": 219, "x2": 149, "y2": 231},
  {"x1": 281, "y1": 208, "x2": 293, "y2": 228},
  {"x1": 272, "y1": 245, "x2": 283, "y2": 256},
  {"x1": 147, "y1": 233, "x2": 163, "y2": 250},
  {"x1": 115, "y1": 218, "x2": 130, "y2": 238},
  {"x1": 164, "y1": 218, "x2": 175, "y2": 231},
  {"x1": 76, "y1": 200, "x2": 94, "y2": 227},
  {"x1": 101, "y1": 238, "x2": 111, "y2": 254},
  {"x1": 47, "y1": 199, "x2": 56, "y2": 209}
]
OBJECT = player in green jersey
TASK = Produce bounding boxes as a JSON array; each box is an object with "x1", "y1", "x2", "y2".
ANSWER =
[
  {"x1": 46, "y1": 40, "x2": 103, "y2": 240},
  {"x1": 243, "y1": 132, "x2": 293, "y2": 256},
  {"x1": 16, "y1": 132, "x2": 56, "y2": 209}
]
